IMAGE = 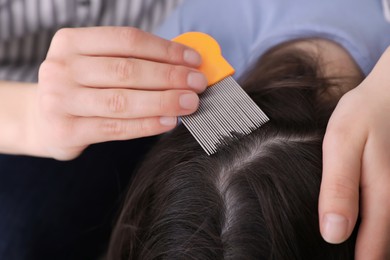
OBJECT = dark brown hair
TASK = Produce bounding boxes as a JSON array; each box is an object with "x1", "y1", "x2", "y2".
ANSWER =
[{"x1": 107, "y1": 44, "x2": 361, "y2": 260}]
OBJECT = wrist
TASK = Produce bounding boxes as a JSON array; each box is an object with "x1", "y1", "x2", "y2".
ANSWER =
[
  {"x1": 23, "y1": 85, "x2": 50, "y2": 157},
  {"x1": 0, "y1": 81, "x2": 44, "y2": 156}
]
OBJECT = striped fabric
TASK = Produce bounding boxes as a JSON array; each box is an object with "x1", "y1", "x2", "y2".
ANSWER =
[{"x1": 0, "y1": 0, "x2": 182, "y2": 82}]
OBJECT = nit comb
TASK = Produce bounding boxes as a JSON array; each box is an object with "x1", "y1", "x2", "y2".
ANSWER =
[{"x1": 173, "y1": 32, "x2": 269, "y2": 155}]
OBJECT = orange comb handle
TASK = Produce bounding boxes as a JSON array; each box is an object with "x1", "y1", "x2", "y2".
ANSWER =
[{"x1": 173, "y1": 32, "x2": 235, "y2": 86}]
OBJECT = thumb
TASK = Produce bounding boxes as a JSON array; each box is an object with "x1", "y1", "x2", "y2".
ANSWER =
[{"x1": 319, "y1": 107, "x2": 366, "y2": 244}]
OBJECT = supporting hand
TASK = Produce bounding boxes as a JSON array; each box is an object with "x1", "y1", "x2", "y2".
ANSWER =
[{"x1": 320, "y1": 47, "x2": 390, "y2": 259}]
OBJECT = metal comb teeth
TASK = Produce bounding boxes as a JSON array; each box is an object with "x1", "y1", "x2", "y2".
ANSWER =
[{"x1": 181, "y1": 76, "x2": 269, "y2": 155}]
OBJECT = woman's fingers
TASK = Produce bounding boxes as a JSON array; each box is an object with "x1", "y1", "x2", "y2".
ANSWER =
[
  {"x1": 49, "y1": 27, "x2": 202, "y2": 67},
  {"x1": 66, "y1": 88, "x2": 200, "y2": 118},
  {"x1": 355, "y1": 129, "x2": 390, "y2": 259},
  {"x1": 46, "y1": 116, "x2": 178, "y2": 160},
  {"x1": 319, "y1": 93, "x2": 366, "y2": 244},
  {"x1": 69, "y1": 56, "x2": 207, "y2": 92},
  {"x1": 73, "y1": 116, "x2": 178, "y2": 146},
  {"x1": 355, "y1": 173, "x2": 390, "y2": 259}
]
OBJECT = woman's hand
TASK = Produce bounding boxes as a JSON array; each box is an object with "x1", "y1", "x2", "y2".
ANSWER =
[
  {"x1": 319, "y1": 47, "x2": 390, "y2": 259},
  {"x1": 30, "y1": 27, "x2": 207, "y2": 160}
]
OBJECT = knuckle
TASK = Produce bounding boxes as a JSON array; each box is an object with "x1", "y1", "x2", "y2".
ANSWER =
[
  {"x1": 38, "y1": 61, "x2": 51, "y2": 82},
  {"x1": 38, "y1": 60, "x2": 62, "y2": 83},
  {"x1": 106, "y1": 92, "x2": 127, "y2": 114},
  {"x1": 165, "y1": 43, "x2": 183, "y2": 63},
  {"x1": 50, "y1": 28, "x2": 73, "y2": 53},
  {"x1": 323, "y1": 175, "x2": 358, "y2": 201},
  {"x1": 111, "y1": 59, "x2": 135, "y2": 81},
  {"x1": 100, "y1": 119, "x2": 158, "y2": 140},
  {"x1": 137, "y1": 119, "x2": 155, "y2": 136},
  {"x1": 102, "y1": 120, "x2": 127, "y2": 136},
  {"x1": 158, "y1": 91, "x2": 168, "y2": 113},
  {"x1": 117, "y1": 27, "x2": 141, "y2": 48},
  {"x1": 323, "y1": 120, "x2": 351, "y2": 149},
  {"x1": 53, "y1": 28, "x2": 70, "y2": 41},
  {"x1": 165, "y1": 65, "x2": 181, "y2": 86},
  {"x1": 158, "y1": 91, "x2": 178, "y2": 115}
]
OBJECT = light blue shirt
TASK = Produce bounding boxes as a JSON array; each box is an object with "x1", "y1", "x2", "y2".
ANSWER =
[{"x1": 156, "y1": 0, "x2": 390, "y2": 77}]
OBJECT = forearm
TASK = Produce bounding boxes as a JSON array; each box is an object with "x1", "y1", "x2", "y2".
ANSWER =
[{"x1": 0, "y1": 81, "x2": 37, "y2": 156}]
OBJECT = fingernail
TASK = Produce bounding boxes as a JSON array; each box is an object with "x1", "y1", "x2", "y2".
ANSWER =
[
  {"x1": 179, "y1": 93, "x2": 199, "y2": 110},
  {"x1": 187, "y1": 72, "x2": 207, "y2": 91},
  {"x1": 322, "y1": 214, "x2": 349, "y2": 244},
  {"x1": 159, "y1": 116, "x2": 177, "y2": 126},
  {"x1": 184, "y1": 49, "x2": 202, "y2": 66}
]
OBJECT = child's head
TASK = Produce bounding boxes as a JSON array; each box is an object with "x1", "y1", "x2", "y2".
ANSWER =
[{"x1": 107, "y1": 44, "x2": 361, "y2": 260}]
